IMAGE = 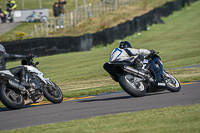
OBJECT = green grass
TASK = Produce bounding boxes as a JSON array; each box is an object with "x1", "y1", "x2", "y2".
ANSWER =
[
  {"x1": 2, "y1": 104, "x2": 200, "y2": 133},
  {"x1": 4, "y1": 1, "x2": 200, "y2": 99},
  {"x1": 167, "y1": 67, "x2": 200, "y2": 82},
  {"x1": 0, "y1": 1, "x2": 200, "y2": 132}
]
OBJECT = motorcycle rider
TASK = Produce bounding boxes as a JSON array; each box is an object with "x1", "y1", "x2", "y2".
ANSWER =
[
  {"x1": 106, "y1": 41, "x2": 155, "y2": 81},
  {"x1": 109, "y1": 41, "x2": 155, "y2": 62},
  {"x1": 0, "y1": 44, "x2": 32, "y2": 87}
]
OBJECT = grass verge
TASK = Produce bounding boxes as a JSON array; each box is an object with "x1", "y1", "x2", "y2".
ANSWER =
[{"x1": 2, "y1": 104, "x2": 200, "y2": 133}]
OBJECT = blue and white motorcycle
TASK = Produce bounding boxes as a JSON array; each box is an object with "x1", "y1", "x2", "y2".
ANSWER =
[
  {"x1": 0, "y1": 56, "x2": 63, "y2": 109},
  {"x1": 104, "y1": 52, "x2": 181, "y2": 97}
]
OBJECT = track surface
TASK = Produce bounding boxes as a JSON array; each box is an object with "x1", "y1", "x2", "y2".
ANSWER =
[
  {"x1": 0, "y1": 23, "x2": 21, "y2": 35},
  {"x1": 0, "y1": 82, "x2": 200, "y2": 131}
]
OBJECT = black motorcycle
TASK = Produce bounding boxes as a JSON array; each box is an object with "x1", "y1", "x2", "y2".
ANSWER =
[{"x1": 103, "y1": 52, "x2": 181, "y2": 97}]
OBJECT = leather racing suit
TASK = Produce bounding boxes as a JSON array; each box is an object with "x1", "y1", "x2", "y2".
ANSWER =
[
  {"x1": 109, "y1": 48, "x2": 150, "y2": 62},
  {"x1": 0, "y1": 51, "x2": 29, "y2": 86}
]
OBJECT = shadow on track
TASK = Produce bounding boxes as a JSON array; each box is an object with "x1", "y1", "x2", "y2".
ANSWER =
[
  {"x1": 79, "y1": 91, "x2": 170, "y2": 102},
  {"x1": 79, "y1": 95, "x2": 133, "y2": 102},
  {"x1": 0, "y1": 91, "x2": 171, "y2": 111}
]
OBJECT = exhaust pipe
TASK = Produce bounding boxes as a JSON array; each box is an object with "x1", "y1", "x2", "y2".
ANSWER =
[
  {"x1": 123, "y1": 66, "x2": 148, "y2": 78},
  {"x1": 8, "y1": 80, "x2": 26, "y2": 92}
]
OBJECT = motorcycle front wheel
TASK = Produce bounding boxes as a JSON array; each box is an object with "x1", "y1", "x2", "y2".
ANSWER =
[
  {"x1": 164, "y1": 71, "x2": 181, "y2": 92},
  {"x1": 43, "y1": 82, "x2": 63, "y2": 103},
  {"x1": 0, "y1": 84, "x2": 24, "y2": 109},
  {"x1": 119, "y1": 73, "x2": 147, "y2": 97}
]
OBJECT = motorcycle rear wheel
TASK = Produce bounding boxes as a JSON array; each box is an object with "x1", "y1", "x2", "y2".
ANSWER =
[
  {"x1": 0, "y1": 84, "x2": 24, "y2": 109},
  {"x1": 164, "y1": 72, "x2": 181, "y2": 92},
  {"x1": 119, "y1": 73, "x2": 147, "y2": 97},
  {"x1": 43, "y1": 82, "x2": 63, "y2": 103}
]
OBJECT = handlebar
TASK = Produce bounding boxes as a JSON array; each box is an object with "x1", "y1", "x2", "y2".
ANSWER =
[
  {"x1": 26, "y1": 54, "x2": 37, "y2": 60},
  {"x1": 146, "y1": 51, "x2": 160, "y2": 59},
  {"x1": 22, "y1": 54, "x2": 39, "y2": 67}
]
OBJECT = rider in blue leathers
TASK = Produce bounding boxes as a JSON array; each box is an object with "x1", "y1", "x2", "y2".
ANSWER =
[
  {"x1": 106, "y1": 41, "x2": 155, "y2": 81},
  {"x1": 109, "y1": 41, "x2": 154, "y2": 62}
]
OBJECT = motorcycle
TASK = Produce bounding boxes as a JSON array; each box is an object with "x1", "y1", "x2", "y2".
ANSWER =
[
  {"x1": 0, "y1": 56, "x2": 63, "y2": 109},
  {"x1": 103, "y1": 52, "x2": 181, "y2": 97}
]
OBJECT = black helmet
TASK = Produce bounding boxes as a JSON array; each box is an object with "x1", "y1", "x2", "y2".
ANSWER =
[
  {"x1": 119, "y1": 41, "x2": 132, "y2": 49},
  {"x1": 0, "y1": 44, "x2": 6, "y2": 53}
]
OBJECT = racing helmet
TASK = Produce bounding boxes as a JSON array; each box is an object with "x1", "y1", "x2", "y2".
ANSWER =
[
  {"x1": 0, "y1": 44, "x2": 6, "y2": 53},
  {"x1": 119, "y1": 41, "x2": 132, "y2": 49}
]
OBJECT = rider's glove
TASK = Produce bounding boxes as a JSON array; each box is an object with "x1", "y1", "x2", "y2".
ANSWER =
[{"x1": 150, "y1": 50, "x2": 155, "y2": 55}]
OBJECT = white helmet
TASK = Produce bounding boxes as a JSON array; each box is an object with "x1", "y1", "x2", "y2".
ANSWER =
[{"x1": 0, "y1": 44, "x2": 6, "y2": 53}]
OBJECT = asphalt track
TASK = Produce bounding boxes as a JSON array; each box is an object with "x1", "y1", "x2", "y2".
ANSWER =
[
  {"x1": 0, "y1": 82, "x2": 199, "y2": 131},
  {"x1": 0, "y1": 23, "x2": 21, "y2": 36}
]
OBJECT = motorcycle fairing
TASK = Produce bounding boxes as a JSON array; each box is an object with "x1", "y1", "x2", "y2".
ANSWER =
[
  {"x1": 24, "y1": 65, "x2": 55, "y2": 86},
  {"x1": 0, "y1": 70, "x2": 14, "y2": 76},
  {"x1": 24, "y1": 65, "x2": 49, "y2": 85},
  {"x1": 0, "y1": 70, "x2": 16, "y2": 83},
  {"x1": 103, "y1": 61, "x2": 132, "y2": 79},
  {"x1": 149, "y1": 57, "x2": 164, "y2": 83},
  {"x1": 107, "y1": 60, "x2": 132, "y2": 66}
]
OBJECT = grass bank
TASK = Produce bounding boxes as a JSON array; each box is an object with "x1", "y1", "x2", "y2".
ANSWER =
[
  {"x1": 0, "y1": 0, "x2": 174, "y2": 42},
  {"x1": 2, "y1": 104, "x2": 200, "y2": 133}
]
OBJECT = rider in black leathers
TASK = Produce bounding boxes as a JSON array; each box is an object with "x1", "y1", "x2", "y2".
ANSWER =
[{"x1": 0, "y1": 44, "x2": 32, "y2": 87}]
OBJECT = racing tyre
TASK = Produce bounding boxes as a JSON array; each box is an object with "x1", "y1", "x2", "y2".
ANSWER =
[
  {"x1": 164, "y1": 71, "x2": 181, "y2": 92},
  {"x1": 0, "y1": 84, "x2": 24, "y2": 109},
  {"x1": 119, "y1": 73, "x2": 147, "y2": 97},
  {"x1": 43, "y1": 82, "x2": 63, "y2": 103}
]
